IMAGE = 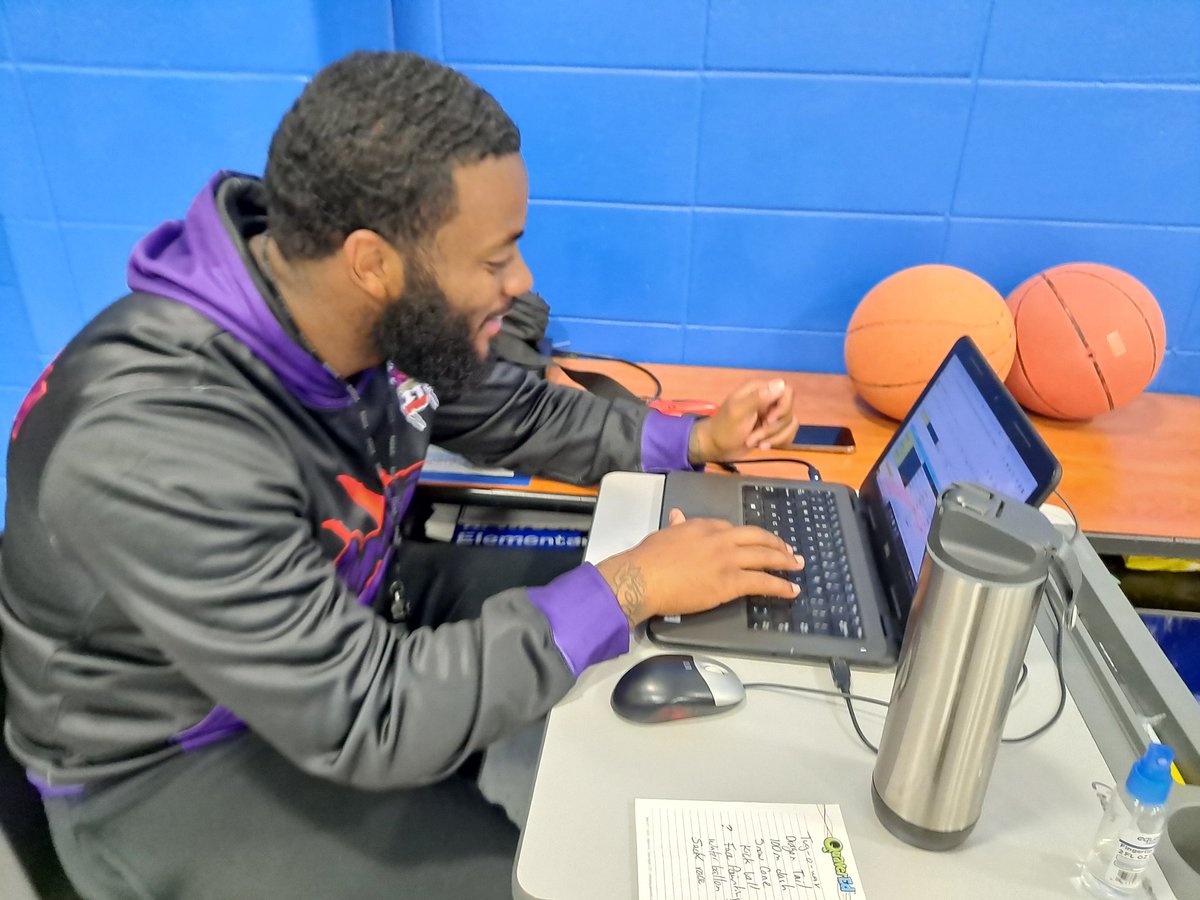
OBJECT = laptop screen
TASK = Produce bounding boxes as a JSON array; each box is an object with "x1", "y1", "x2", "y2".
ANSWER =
[{"x1": 859, "y1": 338, "x2": 1061, "y2": 604}]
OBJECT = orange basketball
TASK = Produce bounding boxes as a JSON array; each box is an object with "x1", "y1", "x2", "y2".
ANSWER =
[
  {"x1": 844, "y1": 264, "x2": 1015, "y2": 420},
  {"x1": 1005, "y1": 263, "x2": 1166, "y2": 420}
]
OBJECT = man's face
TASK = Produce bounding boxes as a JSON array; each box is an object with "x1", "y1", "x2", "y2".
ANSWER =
[{"x1": 370, "y1": 153, "x2": 532, "y2": 397}]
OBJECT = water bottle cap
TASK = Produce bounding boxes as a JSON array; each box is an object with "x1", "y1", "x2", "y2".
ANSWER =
[{"x1": 1125, "y1": 742, "x2": 1174, "y2": 806}]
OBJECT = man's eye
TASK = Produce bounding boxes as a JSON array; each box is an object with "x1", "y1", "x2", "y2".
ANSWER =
[{"x1": 486, "y1": 257, "x2": 512, "y2": 273}]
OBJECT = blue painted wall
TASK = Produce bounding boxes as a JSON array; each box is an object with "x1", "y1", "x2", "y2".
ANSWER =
[{"x1": 3, "y1": 1, "x2": 1200, "y2": 521}]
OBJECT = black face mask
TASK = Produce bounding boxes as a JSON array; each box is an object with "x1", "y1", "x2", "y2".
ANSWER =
[{"x1": 370, "y1": 262, "x2": 488, "y2": 401}]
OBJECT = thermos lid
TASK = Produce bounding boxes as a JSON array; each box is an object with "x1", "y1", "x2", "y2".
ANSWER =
[
  {"x1": 1126, "y1": 743, "x2": 1175, "y2": 806},
  {"x1": 926, "y1": 483, "x2": 1060, "y2": 585}
]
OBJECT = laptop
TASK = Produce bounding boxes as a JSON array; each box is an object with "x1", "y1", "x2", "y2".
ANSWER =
[{"x1": 644, "y1": 336, "x2": 1062, "y2": 666}]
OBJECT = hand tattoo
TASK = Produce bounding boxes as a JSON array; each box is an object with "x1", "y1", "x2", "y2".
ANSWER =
[{"x1": 612, "y1": 563, "x2": 648, "y2": 627}]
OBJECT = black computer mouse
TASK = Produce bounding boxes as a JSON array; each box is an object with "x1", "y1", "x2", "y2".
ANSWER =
[{"x1": 611, "y1": 653, "x2": 745, "y2": 723}]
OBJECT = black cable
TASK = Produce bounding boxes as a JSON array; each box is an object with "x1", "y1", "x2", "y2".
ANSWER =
[
  {"x1": 746, "y1": 647, "x2": 1051, "y2": 755},
  {"x1": 553, "y1": 350, "x2": 663, "y2": 401},
  {"x1": 743, "y1": 681, "x2": 883, "y2": 755},
  {"x1": 742, "y1": 682, "x2": 890, "y2": 710},
  {"x1": 1002, "y1": 591, "x2": 1070, "y2": 743},
  {"x1": 995, "y1": 487, "x2": 1077, "y2": 742},
  {"x1": 731, "y1": 494, "x2": 1075, "y2": 753},
  {"x1": 843, "y1": 694, "x2": 880, "y2": 754},
  {"x1": 1051, "y1": 487, "x2": 1081, "y2": 544},
  {"x1": 714, "y1": 457, "x2": 823, "y2": 482},
  {"x1": 829, "y1": 658, "x2": 880, "y2": 754}
]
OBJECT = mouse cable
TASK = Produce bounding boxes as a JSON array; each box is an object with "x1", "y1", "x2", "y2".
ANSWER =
[
  {"x1": 741, "y1": 681, "x2": 890, "y2": 711},
  {"x1": 743, "y1": 680, "x2": 887, "y2": 754},
  {"x1": 749, "y1": 653, "x2": 1040, "y2": 757},
  {"x1": 714, "y1": 458, "x2": 822, "y2": 482},
  {"x1": 829, "y1": 657, "x2": 880, "y2": 753},
  {"x1": 552, "y1": 349, "x2": 663, "y2": 401}
]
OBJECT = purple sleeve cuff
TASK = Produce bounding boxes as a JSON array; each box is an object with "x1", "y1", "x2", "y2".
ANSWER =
[
  {"x1": 527, "y1": 563, "x2": 630, "y2": 677},
  {"x1": 640, "y1": 410, "x2": 702, "y2": 473}
]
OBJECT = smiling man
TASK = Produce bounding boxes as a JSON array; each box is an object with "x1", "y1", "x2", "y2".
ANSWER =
[{"x1": 0, "y1": 52, "x2": 801, "y2": 898}]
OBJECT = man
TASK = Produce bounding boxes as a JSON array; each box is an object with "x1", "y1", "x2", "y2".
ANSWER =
[{"x1": 0, "y1": 52, "x2": 801, "y2": 898}]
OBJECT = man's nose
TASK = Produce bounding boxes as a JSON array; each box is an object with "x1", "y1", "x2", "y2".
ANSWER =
[{"x1": 504, "y1": 251, "x2": 533, "y2": 298}]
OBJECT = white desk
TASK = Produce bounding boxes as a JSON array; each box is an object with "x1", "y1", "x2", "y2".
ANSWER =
[{"x1": 512, "y1": 473, "x2": 1183, "y2": 900}]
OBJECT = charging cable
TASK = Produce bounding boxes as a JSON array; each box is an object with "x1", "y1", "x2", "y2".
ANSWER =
[
  {"x1": 552, "y1": 349, "x2": 663, "y2": 401},
  {"x1": 830, "y1": 658, "x2": 881, "y2": 753},
  {"x1": 716, "y1": 458, "x2": 822, "y2": 482},
  {"x1": 740, "y1": 483, "x2": 1081, "y2": 754},
  {"x1": 742, "y1": 675, "x2": 887, "y2": 756}
]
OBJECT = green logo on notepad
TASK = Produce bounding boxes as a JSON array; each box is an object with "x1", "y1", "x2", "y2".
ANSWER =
[{"x1": 822, "y1": 837, "x2": 856, "y2": 894}]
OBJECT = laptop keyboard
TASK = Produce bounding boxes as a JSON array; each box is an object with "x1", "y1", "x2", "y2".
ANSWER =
[{"x1": 741, "y1": 485, "x2": 863, "y2": 640}]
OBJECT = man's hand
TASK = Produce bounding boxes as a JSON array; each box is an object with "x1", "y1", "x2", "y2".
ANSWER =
[
  {"x1": 595, "y1": 508, "x2": 804, "y2": 627},
  {"x1": 688, "y1": 379, "x2": 796, "y2": 464}
]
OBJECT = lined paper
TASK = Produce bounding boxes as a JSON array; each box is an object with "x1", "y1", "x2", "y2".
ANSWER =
[{"x1": 636, "y1": 799, "x2": 867, "y2": 900}]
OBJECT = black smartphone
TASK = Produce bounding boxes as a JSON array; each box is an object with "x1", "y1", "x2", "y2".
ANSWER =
[{"x1": 787, "y1": 424, "x2": 856, "y2": 453}]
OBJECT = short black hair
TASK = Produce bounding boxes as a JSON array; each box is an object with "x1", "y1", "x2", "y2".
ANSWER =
[{"x1": 264, "y1": 51, "x2": 520, "y2": 260}]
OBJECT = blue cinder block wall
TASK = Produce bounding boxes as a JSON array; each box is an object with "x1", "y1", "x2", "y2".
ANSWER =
[{"x1": 3, "y1": 1, "x2": 1200, "y2": 521}]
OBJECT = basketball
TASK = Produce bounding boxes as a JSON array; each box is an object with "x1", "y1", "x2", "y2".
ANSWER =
[
  {"x1": 844, "y1": 264, "x2": 1015, "y2": 420},
  {"x1": 1005, "y1": 263, "x2": 1166, "y2": 420}
]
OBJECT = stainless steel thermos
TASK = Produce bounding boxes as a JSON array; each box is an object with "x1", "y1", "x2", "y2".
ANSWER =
[{"x1": 872, "y1": 482, "x2": 1063, "y2": 850}]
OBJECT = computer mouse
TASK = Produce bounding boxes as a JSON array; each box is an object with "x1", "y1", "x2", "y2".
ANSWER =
[{"x1": 611, "y1": 653, "x2": 745, "y2": 723}]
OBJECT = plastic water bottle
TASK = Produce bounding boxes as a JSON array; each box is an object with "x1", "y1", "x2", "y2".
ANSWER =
[{"x1": 1080, "y1": 743, "x2": 1175, "y2": 897}]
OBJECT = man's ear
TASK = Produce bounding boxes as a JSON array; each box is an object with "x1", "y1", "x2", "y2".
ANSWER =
[{"x1": 342, "y1": 229, "x2": 405, "y2": 305}]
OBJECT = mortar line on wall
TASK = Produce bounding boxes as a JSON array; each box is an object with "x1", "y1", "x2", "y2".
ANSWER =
[
  {"x1": 23, "y1": 202, "x2": 1200, "y2": 233},
  {"x1": 384, "y1": 0, "x2": 396, "y2": 52},
  {"x1": 531, "y1": 198, "x2": 946, "y2": 222},
  {"x1": 435, "y1": 0, "x2": 445, "y2": 60},
  {"x1": 944, "y1": 215, "x2": 1200, "y2": 232},
  {"x1": 940, "y1": 0, "x2": 997, "y2": 261},
  {"x1": 679, "y1": 0, "x2": 713, "y2": 355},
  {"x1": 9, "y1": 218, "x2": 156, "y2": 232},
  {"x1": 1178, "y1": 283, "x2": 1200, "y2": 347},
  {"x1": 529, "y1": 198, "x2": 1200, "y2": 231},
  {"x1": 978, "y1": 77, "x2": 1200, "y2": 91},
  {"x1": 0, "y1": 6, "x2": 12, "y2": 59},
  {"x1": 556, "y1": 315, "x2": 842, "y2": 338},
  {"x1": 556, "y1": 316, "x2": 683, "y2": 327},
  {"x1": 684, "y1": 324, "x2": 845, "y2": 336},
  {"x1": 15, "y1": 62, "x2": 312, "y2": 81},
  {"x1": 7, "y1": 57, "x2": 87, "y2": 352},
  {"x1": 450, "y1": 61, "x2": 973, "y2": 85}
]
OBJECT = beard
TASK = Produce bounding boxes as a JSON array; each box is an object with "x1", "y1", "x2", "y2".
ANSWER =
[{"x1": 370, "y1": 264, "x2": 488, "y2": 401}]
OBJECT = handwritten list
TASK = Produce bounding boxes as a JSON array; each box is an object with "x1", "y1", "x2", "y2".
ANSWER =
[{"x1": 635, "y1": 799, "x2": 867, "y2": 900}]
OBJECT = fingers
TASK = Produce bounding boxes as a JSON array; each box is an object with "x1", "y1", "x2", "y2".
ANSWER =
[
  {"x1": 746, "y1": 415, "x2": 797, "y2": 450},
  {"x1": 721, "y1": 384, "x2": 767, "y2": 428},
  {"x1": 727, "y1": 524, "x2": 801, "y2": 556},
  {"x1": 737, "y1": 571, "x2": 802, "y2": 600},
  {"x1": 746, "y1": 381, "x2": 796, "y2": 448},
  {"x1": 734, "y1": 545, "x2": 805, "y2": 574},
  {"x1": 667, "y1": 507, "x2": 687, "y2": 526},
  {"x1": 729, "y1": 381, "x2": 765, "y2": 403}
]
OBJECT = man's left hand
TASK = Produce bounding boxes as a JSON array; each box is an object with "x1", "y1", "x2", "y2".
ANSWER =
[{"x1": 687, "y1": 379, "x2": 796, "y2": 464}]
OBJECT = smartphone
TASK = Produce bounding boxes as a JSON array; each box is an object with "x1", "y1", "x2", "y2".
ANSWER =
[{"x1": 787, "y1": 424, "x2": 856, "y2": 453}]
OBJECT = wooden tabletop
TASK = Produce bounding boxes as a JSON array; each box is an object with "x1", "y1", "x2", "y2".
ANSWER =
[{"x1": 550, "y1": 359, "x2": 1200, "y2": 549}]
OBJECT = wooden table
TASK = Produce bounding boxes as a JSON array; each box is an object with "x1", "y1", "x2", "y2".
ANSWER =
[{"x1": 431, "y1": 359, "x2": 1200, "y2": 555}]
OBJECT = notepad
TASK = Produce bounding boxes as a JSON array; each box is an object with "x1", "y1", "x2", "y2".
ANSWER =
[
  {"x1": 419, "y1": 445, "x2": 532, "y2": 487},
  {"x1": 635, "y1": 799, "x2": 867, "y2": 900}
]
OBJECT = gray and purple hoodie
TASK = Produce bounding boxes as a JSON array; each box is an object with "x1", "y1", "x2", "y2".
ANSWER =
[{"x1": 0, "y1": 173, "x2": 696, "y2": 793}]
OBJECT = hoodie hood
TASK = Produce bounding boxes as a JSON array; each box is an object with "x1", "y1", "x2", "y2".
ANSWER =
[{"x1": 127, "y1": 172, "x2": 354, "y2": 408}]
